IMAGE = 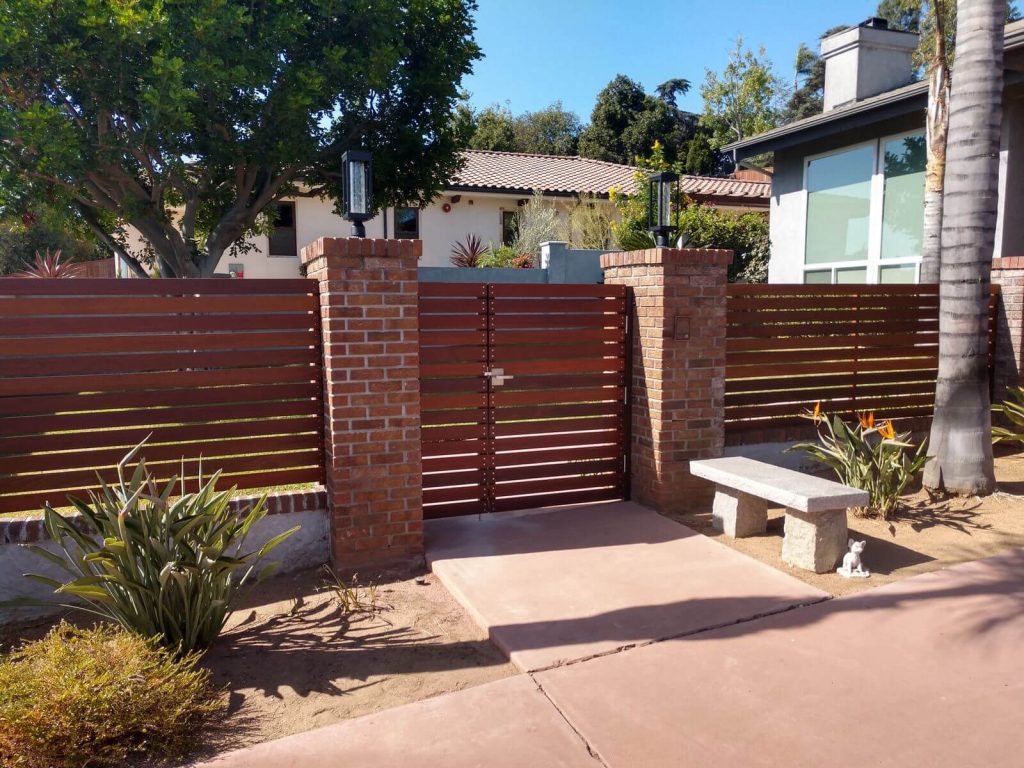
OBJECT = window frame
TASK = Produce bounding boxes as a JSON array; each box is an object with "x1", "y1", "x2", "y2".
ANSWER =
[
  {"x1": 267, "y1": 201, "x2": 298, "y2": 258},
  {"x1": 393, "y1": 206, "x2": 420, "y2": 239},
  {"x1": 800, "y1": 129, "x2": 925, "y2": 284}
]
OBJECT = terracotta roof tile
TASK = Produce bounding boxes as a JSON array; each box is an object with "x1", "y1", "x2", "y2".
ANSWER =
[{"x1": 452, "y1": 150, "x2": 769, "y2": 202}]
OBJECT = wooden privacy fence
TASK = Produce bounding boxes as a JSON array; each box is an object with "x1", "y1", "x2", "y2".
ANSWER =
[
  {"x1": 0, "y1": 278, "x2": 324, "y2": 515},
  {"x1": 419, "y1": 282, "x2": 629, "y2": 518},
  {"x1": 725, "y1": 283, "x2": 999, "y2": 444}
]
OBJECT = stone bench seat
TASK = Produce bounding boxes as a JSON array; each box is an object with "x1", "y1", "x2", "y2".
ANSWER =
[{"x1": 689, "y1": 457, "x2": 869, "y2": 573}]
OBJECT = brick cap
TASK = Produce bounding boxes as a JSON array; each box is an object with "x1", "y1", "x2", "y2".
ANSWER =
[
  {"x1": 300, "y1": 237, "x2": 423, "y2": 265},
  {"x1": 992, "y1": 256, "x2": 1024, "y2": 271},
  {"x1": 600, "y1": 247, "x2": 733, "y2": 269}
]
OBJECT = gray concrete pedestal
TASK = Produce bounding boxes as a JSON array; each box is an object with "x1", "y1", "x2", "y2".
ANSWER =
[
  {"x1": 712, "y1": 487, "x2": 769, "y2": 538},
  {"x1": 782, "y1": 507, "x2": 848, "y2": 573}
]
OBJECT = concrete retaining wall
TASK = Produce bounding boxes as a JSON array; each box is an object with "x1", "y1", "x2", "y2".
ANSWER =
[{"x1": 0, "y1": 490, "x2": 329, "y2": 625}]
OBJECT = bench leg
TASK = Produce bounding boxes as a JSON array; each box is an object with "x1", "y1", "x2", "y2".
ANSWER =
[
  {"x1": 712, "y1": 487, "x2": 768, "y2": 538},
  {"x1": 782, "y1": 507, "x2": 848, "y2": 573}
]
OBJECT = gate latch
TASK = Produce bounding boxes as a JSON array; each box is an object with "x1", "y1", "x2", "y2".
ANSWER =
[{"x1": 484, "y1": 367, "x2": 514, "y2": 387}]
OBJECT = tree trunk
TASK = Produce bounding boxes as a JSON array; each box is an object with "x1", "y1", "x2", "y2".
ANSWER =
[
  {"x1": 919, "y1": 3, "x2": 950, "y2": 284},
  {"x1": 924, "y1": 0, "x2": 1003, "y2": 495}
]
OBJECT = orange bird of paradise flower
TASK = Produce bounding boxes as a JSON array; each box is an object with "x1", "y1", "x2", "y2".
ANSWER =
[
  {"x1": 858, "y1": 412, "x2": 875, "y2": 429},
  {"x1": 813, "y1": 401, "x2": 822, "y2": 419},
  {"x1": 878, "y1": 420, "x2": 896, "y2": 439}
]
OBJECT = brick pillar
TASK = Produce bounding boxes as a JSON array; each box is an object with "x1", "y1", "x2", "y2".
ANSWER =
[
  {"x1": 991, "y1": 257, "x2": 1024, "y2": 401},
  {"x1": 301, "y1": 237, "x2": 423, "y2": 570},
  {"x1": 601, "y1": 248, "x2": 732, "y2": 515}
]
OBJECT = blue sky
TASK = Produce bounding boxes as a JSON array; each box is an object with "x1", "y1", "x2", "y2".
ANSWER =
[{"x1": 464, "y1": 0, "x2": 881, "y2": 118}]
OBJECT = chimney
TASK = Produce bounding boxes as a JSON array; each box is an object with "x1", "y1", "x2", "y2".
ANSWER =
[{"x1": 821, "y1": 18, "x2": 919, "y2": 111}]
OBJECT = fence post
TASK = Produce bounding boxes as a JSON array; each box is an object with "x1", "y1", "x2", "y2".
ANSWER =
[
  {"x1": 301, "y1": 237, "x2": 423, "y2": 570},
  {"x1": 601, "y1": 247, "x2": 732, "y2": 515},
  {"x1": 990, "y1": 257, "x2": 1024, "y2": 401}
]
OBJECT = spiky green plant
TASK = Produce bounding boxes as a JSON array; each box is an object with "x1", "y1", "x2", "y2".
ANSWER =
[
  {"x1": 16, "y1": 248, "x2": 84, "y2": 277},
  {"x1": 992, "y1": 386, "x2": 1024, "y2": 445},
  {"x1": 18, "y1": 442, "x2": 298, "y2": 654},
  {"x1": 790, "y1": 408, "x2": 930, "y2": 520}
]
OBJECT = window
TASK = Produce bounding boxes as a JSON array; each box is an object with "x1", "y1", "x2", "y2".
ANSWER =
[
  {"x1": 394, "y1": 207, "x2": 420, "y2": 239},
  {"x1": 802, "y1": 131, "x2": 925, "y2": 283},
  {"x1": 805, "y1": 144, "x2": 874, "y2": 265},
  {"x1": 881, "y1": 134, "x2": 926, "y2": 261},
  {"x1": 268, "y1": 202, "x2": 297, "y2": 257},
  {"x1": 501, "y1": 210, "x2": 518, "y2": 246}
]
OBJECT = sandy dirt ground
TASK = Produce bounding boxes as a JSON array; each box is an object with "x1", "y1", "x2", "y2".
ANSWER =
[
  {"x1": 1, "y1": 567, "x2": 515, "y2": 763},
  {"x1": 189, "y1": 568, "x2": 516, "y2": 757},
  {"x1": 673, "y1": 453, "x2": 1024, "y2": 597}
]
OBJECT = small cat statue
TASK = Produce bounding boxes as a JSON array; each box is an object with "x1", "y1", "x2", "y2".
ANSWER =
[{"x1": 836, "y1": 539, "x2": 870, "y2": 579}]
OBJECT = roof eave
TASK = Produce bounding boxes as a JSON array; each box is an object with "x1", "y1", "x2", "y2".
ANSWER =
[
  {"x1": 725, "y1": 85, "x2": 928, "y2": 159},
  {"x1": 446, "y1": 184, "x2": 613, "y2": 199}
]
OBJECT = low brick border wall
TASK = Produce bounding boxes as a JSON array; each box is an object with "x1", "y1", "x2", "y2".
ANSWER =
[{"x1": 0, "y1": 487, "x2": 327, "y2": 545}]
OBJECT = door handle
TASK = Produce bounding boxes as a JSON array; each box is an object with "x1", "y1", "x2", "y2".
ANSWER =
[{"x1": 484, "y1": 368, "x2": 515, "y2": 387}]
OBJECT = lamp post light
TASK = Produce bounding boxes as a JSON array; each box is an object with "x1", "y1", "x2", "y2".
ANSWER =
[
  {"x1": 342, "y1": 150, "x2": 373, "y2": 237},
  {"x1": 647, "y1": 170, "x2": 678, "y2": 248}
]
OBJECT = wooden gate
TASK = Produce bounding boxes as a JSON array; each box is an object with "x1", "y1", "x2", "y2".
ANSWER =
[{"x1": 419, "y1": 282, "x2": 629, "y2": 518}]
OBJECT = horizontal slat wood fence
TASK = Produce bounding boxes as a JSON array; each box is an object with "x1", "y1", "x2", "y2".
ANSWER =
[
  {"x1": 420, "y1": 282, "x2": 628, "y2": 518},
  {"x1": 0, "y1": 278, "x2": 324, "y2": 514},
  {"x1": 725, "y1": 283, "x2": 999, "y2": 445}
]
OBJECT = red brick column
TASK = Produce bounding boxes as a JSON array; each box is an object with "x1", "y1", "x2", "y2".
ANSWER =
[
  {"x1": 991, "y1": 257, "x2": 1024, "y2": 401},
  {"x1": 301, "y1": 237, "x2": 423, "y2": 570},
  {"x1": 601, "y1": 248, "x2": 732, "y2": 514}
]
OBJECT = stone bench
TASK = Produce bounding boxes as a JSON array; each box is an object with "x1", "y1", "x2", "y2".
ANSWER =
[{"x1": 689, "y1": 457, "x2": 869, "y2": 573}]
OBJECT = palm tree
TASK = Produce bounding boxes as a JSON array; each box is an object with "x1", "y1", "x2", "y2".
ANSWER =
[
  {"x1": 919, "y1": 0, "x2": 951, "y2": 283},
  {"x1": 924, "y1": 0, "x2": 1003, "y2": 495}
]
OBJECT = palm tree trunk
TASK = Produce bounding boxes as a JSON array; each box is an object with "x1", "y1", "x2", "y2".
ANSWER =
[
  {"x1": 919, "y1": 1, "x2": 950, "y2": 284},
  {"x1": 924, "y1": 0, "x2": 1003, "y2": 495}
]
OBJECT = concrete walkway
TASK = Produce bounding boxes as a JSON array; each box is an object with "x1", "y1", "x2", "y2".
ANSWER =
[
  {"x1": 198, "y1": 505, "x2": 1024, "y2": 768},
  {"x1": 426, "y1": 502, "x2": 828, "y2": 670}
]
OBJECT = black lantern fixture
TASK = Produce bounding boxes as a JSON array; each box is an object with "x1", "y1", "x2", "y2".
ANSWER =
[
  {"x1": 647, "y1": 170, "x2": 678, "y2": 248},
  {"x1": 341, "y1": 150, "x2": 373, "y2": 237}
]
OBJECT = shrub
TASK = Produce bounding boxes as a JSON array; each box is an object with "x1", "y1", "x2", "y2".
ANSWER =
[
  {"x1": 450, "y1": 233, "x2": 487, "y2": 267},
  {"x1": 992, "y1": 386, "x2": 1024, "y2": 445},
  {"x1": 21, "y1": 442, "x2": 298, "y2": 655},
  {"x1": 479, "y1": 243, "x2": 533, "y2": 268},
  {"x1": 560, "y1": 193, "x2": 614, "y2": 249},
  {"x1": 0, "y1": 622, "x2": 222, "y2": 768},
  {"x1": 790, "y1": 407, "x2": 930, "y2": 520},
  {"x1": 510, "y1": 190, "x2": 560, "y2": 258}
]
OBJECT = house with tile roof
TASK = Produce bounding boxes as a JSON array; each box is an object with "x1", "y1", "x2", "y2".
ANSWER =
[
  {"x1": 726, "y1": 17, "x2": 1024, "y2": 285},
  {"x1": 150, "y1": 150, "x2": 769, "y2": 278}
]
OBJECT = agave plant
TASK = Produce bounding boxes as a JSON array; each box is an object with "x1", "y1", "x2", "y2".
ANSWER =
[
  {"x1": 992, "y1": 386, "x2": 1024, "y2": 445},
  {"x1": 18, "y1": 441, "x2": 298, "y2": 655},
  {"x1": 17, "y1": 248, "x2": 85, "y2": 277},
  {"x1": 450, "y1": 233, "x2": 487, "y2": 267}
]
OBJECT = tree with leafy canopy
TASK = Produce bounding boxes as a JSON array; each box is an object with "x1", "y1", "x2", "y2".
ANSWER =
[
  {"x1": 699, "y1": 39, "x2": 785, "y2": 150},
  {"x1": 468, "y1": 105, "x2": 518, "y2": 152},
  {"x1": 512, "y1": 102, "x2": 582, "y2": 156},
  {"x1": 782, "y1": 27, "x2": 851, "y2": 123},
  {"x1": 0, "y1": 0, "x2": 481, "y2": 277},
  {"x1": 0, "y1": 198, "x2": 107, "y2": 275},
  {"x1": 578, "y1": 75, "x2": 698, "y2": 165},
  {"x1": 466, "y1": 101, "x2": 582, "y2": 155}
]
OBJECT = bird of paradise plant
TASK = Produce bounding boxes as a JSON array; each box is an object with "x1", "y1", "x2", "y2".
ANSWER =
[{"x1": 792, "y1": 404, "x2": 930, "y2": 520}]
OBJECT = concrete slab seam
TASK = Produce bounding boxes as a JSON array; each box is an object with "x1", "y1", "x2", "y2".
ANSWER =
[
  {"x1": 525, "y1": 594, "x2": 834, "y2": 674},
  {"x1": 529, "y1": 674, "x2": 610, "y2": 768}
]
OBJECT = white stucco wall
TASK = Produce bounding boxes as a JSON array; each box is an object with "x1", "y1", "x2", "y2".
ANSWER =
[{"x1": 124, "y1": 191, "x2": 602, "y2": 277}]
